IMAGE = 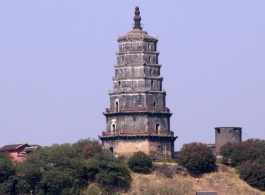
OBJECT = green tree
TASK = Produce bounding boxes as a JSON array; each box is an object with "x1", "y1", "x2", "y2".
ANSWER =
[
  {"x1": 220, "y1": 139, "x2": 265, "y2": 167},
  {"x1": 86, "y1": 151, "x2": 131, "y2": 187},
  {"x1": 240, "y1": 160, "x2": 265, "y2": 191},
  {"x1": 178, "y1": 142, "x2": 216, "y2": 175},
  {"x1": 0, "y1": 153, "x2": 16, "y2": 194},
  {"x1": 128, "y1": 151, "x2": 152, "y2": 174}
]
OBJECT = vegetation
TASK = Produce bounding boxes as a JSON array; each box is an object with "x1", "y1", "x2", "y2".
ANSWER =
[
  {"x1": 86, "y1": 151, "x2": 131, "y2": 187},
  {"x1": 240, "y1": 160, "x2": 265, "y2": 191},
  {"x1": 128, "y1": 151, "x2": 152, "y2": 174},
  {"x1": 178, "y1": 142, "x2": 216, "y2": 175},
  {"x1": 220, "y1": 139, "x2": 265, "y2": 166},
  {"x1": 0, "y1": 138, "x2": 131, "y2": 195},
  {"x1": 0, "y1": 153, "x2": 16, "y2": 194},
  {"x1": 220, "y1": 139, "x2": 265, "y2": 191},
  {"x1": 1, "y1": 138, "x2": 265, "y2": 194}
]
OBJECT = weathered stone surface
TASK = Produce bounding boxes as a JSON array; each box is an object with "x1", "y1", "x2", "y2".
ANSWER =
[
  {"x1": 215, "y1": 127, "x2": 242, "y2": 155},
  {"x1": 99, "y1": 7, "x2": 176, "y2": 158}
]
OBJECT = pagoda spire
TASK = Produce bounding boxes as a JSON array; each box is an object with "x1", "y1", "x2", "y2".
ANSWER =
[{"x1": 133, "y1": 6, "x2": 142, "y2": 30}]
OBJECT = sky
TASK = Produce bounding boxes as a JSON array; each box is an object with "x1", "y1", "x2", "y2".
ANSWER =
[{"x1": 0, "y1": 1, "x2": 265, "y2": 150}]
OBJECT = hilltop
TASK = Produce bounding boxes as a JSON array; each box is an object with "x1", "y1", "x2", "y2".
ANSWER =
[{"x1": 84, "y1": 163, "x2": 265, "y2": 195}]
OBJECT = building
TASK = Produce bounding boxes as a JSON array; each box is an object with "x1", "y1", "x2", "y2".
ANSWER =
[
  {"x1": 215, "y1": 127, "x2": 242, "y2": 155},
  {"x1": 99, "y1": 7, "x2": 177, "y2": 158},
  {"x1": 0, "y1": 143, "x2": 40, "y2": 161}
]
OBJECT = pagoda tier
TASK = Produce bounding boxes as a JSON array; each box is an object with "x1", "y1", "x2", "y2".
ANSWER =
[{"x1": 99, "y1": 7, "x2": 177, "y2": 158}]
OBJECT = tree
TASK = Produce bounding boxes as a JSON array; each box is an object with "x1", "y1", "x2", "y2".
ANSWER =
[
  {"x1": 86, "y1": 151, "x2": 131, "y2": 187},
  {"x1": 240, "y1": 160, "x2": 265, "y2": 191},
  {"x1": 128, "y1": 151, "x2": 152, "y2": 174},
  {"x1": 178, "y1": 142, "x2": 216, "y2": 175},
  {"x1": 220, "y1": 139, "x2": 265, "y2": 167},
  {"x1": 0, "y1": 153, "x2": 16, "y2": 194}
]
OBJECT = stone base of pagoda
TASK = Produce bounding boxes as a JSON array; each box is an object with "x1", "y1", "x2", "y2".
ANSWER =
[{"x1": 99, "y1": 134, "x2": 177, "y2": 159}]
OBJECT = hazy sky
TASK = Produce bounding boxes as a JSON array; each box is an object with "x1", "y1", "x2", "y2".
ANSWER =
[{"x1": 1, "y1": 1, "x2": 265, "y2": 150}]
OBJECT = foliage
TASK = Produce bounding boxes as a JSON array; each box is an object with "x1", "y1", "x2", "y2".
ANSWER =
[
  {"x1": 86, "y1": 151, "x2": 131, "y2": 187},
  {"x1": 240, "y1": 160, "x2": 265, "y2": 191},
  {"x1": 72, "y1": 139, "x2": 102, "y2": 159},
  {"x1": 0, "y1": 153, "x2": 17, "y2": 194},
  {"x1": 128, "y1": 151, "x2": 152, "y2": 174},
  {"x1": 220, "y1": 139, "x2": 265, "y2": 167},
  {"x1": 220, "y1": 139, "x2": 265, "y2": 191},
  {"x1": 178, "y1": 142, "x2": 216, "y2": 175},
  {"x1": 10, "y1": 138, "x2": 101, "y2": 195}
]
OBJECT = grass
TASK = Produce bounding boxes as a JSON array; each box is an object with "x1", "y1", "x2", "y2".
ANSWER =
[{"x1": 82, "y1": 163, "x2": 265, "y2": 195}]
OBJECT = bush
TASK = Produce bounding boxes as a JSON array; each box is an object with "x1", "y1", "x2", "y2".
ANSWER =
[
  {"x1": 220, "y1": 139, "x2": 265, "y2": 167},
  {"x1": 128, "y1": 151, "x2": 152, "y2": 174},
  {"x1": 86, "y1": 151, "x2": 131, "y2": 187},
  {"x1": 240, "y1": 160, "x2": 265, "y2": 191},
  {"x1": 178, "y1": 142, "x2": 216, "y2": 175},
  {"x1": 0, "y1": 153, "x2": 16, "y2": 194}
]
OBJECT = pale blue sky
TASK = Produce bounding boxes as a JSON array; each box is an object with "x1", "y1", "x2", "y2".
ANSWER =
[{"x1": 0, "y1": 1, "x2": 265, "y2": 150}]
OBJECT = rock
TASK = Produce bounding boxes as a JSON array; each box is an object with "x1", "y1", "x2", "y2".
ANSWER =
[
  {"x1": 175, "y1": 166, "x2": 188, "y2": 176},
  {"x1": 227, "y1": 181, "x2": 234, "y2": 186}
]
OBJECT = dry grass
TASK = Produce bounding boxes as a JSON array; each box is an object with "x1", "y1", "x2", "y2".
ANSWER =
[{"x1": 82, "y1": 163, "x2": 265, "y2": 195}]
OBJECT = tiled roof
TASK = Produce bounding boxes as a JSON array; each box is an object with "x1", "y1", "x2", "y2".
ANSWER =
[
  {"x1": 0, "y1": 143, "x2": 30, "y2": 152},
  {"x1": 118, "y1": 29, "x2": 157, "y2": 41},
  {"x1": 24, "y1": 146, "x2": 39, "y2": 152}
]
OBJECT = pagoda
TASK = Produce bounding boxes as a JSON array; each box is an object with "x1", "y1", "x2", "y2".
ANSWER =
[{"x1": 99, "y1": 7, "x2": 177, "y2": 158}]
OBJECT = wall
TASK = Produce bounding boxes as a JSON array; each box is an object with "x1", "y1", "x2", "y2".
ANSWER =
[
  {"x1": 215, "y1": 127, "x2": 242, "y2": 155},
  {"x1": 101, "y1": 136, "x2": 174, "y2": 158}
]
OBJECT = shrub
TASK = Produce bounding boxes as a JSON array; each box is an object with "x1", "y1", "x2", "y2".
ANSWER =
[
  {"x1": 240, "y1": 160, "x2": 265, "y2": 191},
  {"x1": 0, "y1": 153, "x2": 16, "y2": 194},
  {"x1": 220, "y1": 139, "x2": 265, "y2": 167},
  {"x1": 86, "y1": 151, "x2": 131, "y2": 187},
  {"x1": 178, "y1": 142, "x2": 216, "y2": 175},
  {"x1": 128, "y1": 151, "x2": 152, "y2": 174}
]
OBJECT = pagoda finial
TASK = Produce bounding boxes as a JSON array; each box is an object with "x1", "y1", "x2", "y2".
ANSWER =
[{"x1": 133, "y1": 6, "x2": 142, "y2": 30}]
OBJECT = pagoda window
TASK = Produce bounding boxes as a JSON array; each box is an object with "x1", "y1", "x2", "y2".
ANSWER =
[
  {"x1": 111, "y1": 124, "x2": 116, "y2": 133},
  {"x1": 115, "y1": 101, "x2": 119, "y2": 111}
]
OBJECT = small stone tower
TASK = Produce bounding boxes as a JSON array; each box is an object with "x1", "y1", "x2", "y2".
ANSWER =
[
  {"x1": 99, "y1": 7, "x2": 177, "y2": 158},
  {"x1": 215, "y1": 127, "x2": 242, "y2": 155}
]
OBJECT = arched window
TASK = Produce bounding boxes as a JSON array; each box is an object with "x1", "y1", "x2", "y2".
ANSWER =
[
  {"x1": 111, "y1": 123, "x2": 116, "y2": 133},
  {"x1": 155, "y1": 124, "x2": 159, "y2": 134},
  {"x1": 151, "y1": 80, "x2": 154, "y2": 85},
  {"x1": 149, "y1": 56, "x2": 151, "y2": 62},
  {"x1": 115, "y1": 101, "x2": 119, "y2": 111},
  {"x1": 153, "y1": 101, "x2": 156, "y2": 107}
]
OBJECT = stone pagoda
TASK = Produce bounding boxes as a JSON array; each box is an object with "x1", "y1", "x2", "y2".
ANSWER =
[{"x1": 99, "y1": 7, "x2": 177, "y2": 158}]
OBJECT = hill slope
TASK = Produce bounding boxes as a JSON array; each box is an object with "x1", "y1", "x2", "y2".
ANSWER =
[{"x1": 84, "y1": 163, "x2": 265, "y2": 195}]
